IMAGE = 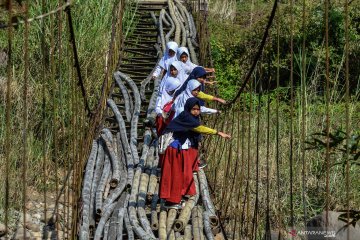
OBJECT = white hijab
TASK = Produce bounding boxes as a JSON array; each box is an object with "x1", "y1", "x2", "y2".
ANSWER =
[
  {"x1": 173, "y1": 79, "x2": 201, "y2": 118},
  {"x1": 167, "y1": 60, "x2": 187, "y2": 84},
  {"x1": 155, "y1": 77, "x2": 181, "y2": 115},
  {"x1": 177, "y1": 47, "x2": 197, "y2": 75},
  {"x1": 159, "y1": 41, "x2": 178, "y2": 70}
]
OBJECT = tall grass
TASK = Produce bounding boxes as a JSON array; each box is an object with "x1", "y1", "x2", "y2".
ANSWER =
[
  {"x1": 205, "y1": 0, "x2": 360, "y2": 238},
  {"x1": 0, "y1": 0, "x2": 138, "y2": 222}
]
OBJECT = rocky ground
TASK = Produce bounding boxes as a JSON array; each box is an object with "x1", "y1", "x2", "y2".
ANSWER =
[{"x1": 0, "y1": 185, "x2": 74, "y2": 240}]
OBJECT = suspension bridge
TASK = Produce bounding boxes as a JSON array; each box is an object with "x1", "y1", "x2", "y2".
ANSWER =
[{"x1": 0, "y1": 0, "x2": 359, "y2": 239}]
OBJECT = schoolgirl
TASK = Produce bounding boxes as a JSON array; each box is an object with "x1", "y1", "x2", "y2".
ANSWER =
[
  {"x1": 174, "y1": 66, "x2": 217, "y2": 99},
  {"x1": 158, "y1": 61, "x2": 187, "y2": 95},
  {"x1": 160, "y1": 97, "x2": 231, "y2": 208},
  {"x1": 152, "y1": 41, "x2": 178, "y2": 80},
  {"x1": 172, "y1": 79, "x2": 226, "y2": 119},
  {"x1": 155, "y1": 77, "x2": 181, "y2": 135},
  {"x1": 177, "y1": 47, "x2": 215, "y2": 75}
]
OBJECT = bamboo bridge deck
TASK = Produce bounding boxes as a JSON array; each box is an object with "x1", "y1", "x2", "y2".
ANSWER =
[{"x1": 78, "y1": 1, "x2": 224, "y2": 239}]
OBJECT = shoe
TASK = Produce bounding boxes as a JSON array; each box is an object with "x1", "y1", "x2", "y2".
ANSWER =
[
  {"x1": 199, "y1": 160, "x2": 207, "y2": 169},
  {"x1": 164, "y1": 201, "x2": 182, "y2": 210}
]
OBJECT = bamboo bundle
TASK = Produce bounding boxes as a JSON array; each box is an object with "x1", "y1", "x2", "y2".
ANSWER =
[
  {"x1": 145, "y1": 77, "x2": 160, "y2": 123},
  {"x1": 117, "y1": 71, "x2": 141, "y2": 166},
  {"x1": 114, "y1": 71, "x2": 132, "y2": 121},
  {"x1": 95, "y1": 154, "x2": 111, "y2": 217},
  {"x1": 162, "y1": 9, "x2": 171, "y2": 27},
  {"x1": 103, "y1": 173, "x2": 112, "y2": 200},
  {"x1": 159, "y1": 209, "x2": 167, "y2": 240},
  {"x1": 203, "y1": 211, "x2": 215, "y2": 240},
  {"x1": 94, "y1": 202, "x2": 117, "y2": 240},
  {"x1": 192, "y1": 206, "x2": 205, "y2": 240},
  {"x1": 184, "y1": 224, "x2": 193, "y2": 239},
  {"x1": 159, "y1": 9, "x2": 166, "y2": 52},
  {"x1": 198, "y1": 169, "x2": 219, "y2": 227},
  {"x1": 174, "y1": 4, "x2": 187, "y2": 46},
  {"x1": 103, "y1": 221, "x2": 110, "y2": 239},
  {"x1": 107, "y1": 98, "x2": 134, "y2": 188},
  {"x1": 164, "y1": 11, "x2": 175, "y2": 43},
  {"x1": 147, "y1": 146, "x2": 158, "y2": 200},
  {"x1": 100, "y1": 128, "x2": 121, "y2": 188},
  {"x1": 90, "y1": 140, "x2": 105, "y2": 229},
  {"x1": 166, "y1": 209, "x2": 177, "y2": 240},
  {"x1": 168, "y1": 0, "x2": 181, "y2": 44},
  {"x1": 124, "y1": 208, "x2": 135, "y2": 240},
  {"x1": 102, "y1": 173, "x2": 127, "y2": 210},
  {"x1": 150, "y1": 184, "x2": 160, "y2": 230},
  {"x1": 173, "y1": 174, "x2": 200, "y2": 232},
  {"x1": 108, "y1": 191, "x2": 127, "y2": 239},
  {"x1": 79, "y1": 140, "x2": 98, "y2": 240}
]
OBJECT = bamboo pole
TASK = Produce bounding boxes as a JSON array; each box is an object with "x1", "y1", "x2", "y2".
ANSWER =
[
  {"x1": 150, "y1": 184, "x2": 160, "y2": 230},
  {"x1": 101, "y1": 128, "x2": 121, "y2": 188},
  {"x1": 168, "y1": 0, "x2": 181, "y2": 44},
  {"x1": 124, "y1": 208, "x2": 135, "y2": 240},
  {"x1": 94, "y1": 202, "x2": 117, "y2": 240},
  {"x1": 159, "y1": 209, "x2": 167, "y2": 240},
  {"x1": 117, "y1": 71, "x2": 141, "y2": 166},
  {"x1": 167, "y1": 209, "x2": 177, "y2": 240},
  {"x1": 174, "y1": 174, "x2": 200, "y2": 232},
  {"x1": 184, "y1": 224, "x2": 193, "y2": 239},
  {"x1": 164, "y1": 11, "x2": 175, "y2": 43},
  {"x1": 159, "y1": 9, "x2": 166, "y2": 52},
  {"x1": 203, "y1": 211, "x2": 215, "y2": 240},
  {"x1": 79, "y1": 140, "x2": 98, "y2": 240},
  {"x1": 192, "y1": 206, "x2": 205, "y2": 240},
  {"x1": 198, "y1": 169, "x2": 218, "y2": 227},
  {"x1": 89, "y1": 140, "x2": 105, "y2": 229},
  {"x1": 114, "y1": 73, "x2": 133, "y2": 121},
  {"x1": 95, "y1": 153, "x2": 111, "y2": 217},
  {"x1": 107, "y1": 98, "x2": 134, "y2": 188}
]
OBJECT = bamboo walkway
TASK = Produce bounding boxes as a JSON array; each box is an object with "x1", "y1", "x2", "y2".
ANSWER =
[{"x1": 78, "y1": 1, "x2": 224, "y2": 239}]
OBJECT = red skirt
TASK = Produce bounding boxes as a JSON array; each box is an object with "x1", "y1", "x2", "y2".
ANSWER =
[
  {"x1": 188, "y1": 147, "x2": 199, "y2": 172},
  {"x1": 156, "y1": 115, "x2": 167, "y2": 136},
  {"x1": 159, "y1": 147, "x2": 196, "y2": 203},
  {"x1": 155, "y1": 112, "x2": 175, "y2": 136}
]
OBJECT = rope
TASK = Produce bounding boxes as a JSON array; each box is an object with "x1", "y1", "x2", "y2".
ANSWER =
[
  {"x1": 344, "y1": 0, "x2": 351, "y2": 238},
  {"x1": 41, "y1": 0, "x2": 48, "y2": 232},
  {"x1": 289, "y1": 0, "x2": 295, "y2": 230},
  {"x1": 0, "y1": 1, "x2": 72, "y2": 29},
  {"x1": 64, "y1": 3, "x2": 92, "y2": 116},
  {"x1": 325, "y1": 0, "x2": 331, "y2": 230},
  {"x1": 251, "y1": 74, "x2": 261, "y2": 240},
  {"x1": 4, "y1": 0, "x2": 13, "y2": 236},
  {"x1": 56, "y1": 0, "x2": 64, "y2": 234},
  {"x1": 275, "y1": 13, "x2": 283, "y2": 237},
  {"x1": 231, "y1": 99, "x2": 243, "y2": 239},
  {"x1": 265, "y1": 60, "x2": 271, "y2": 240},
  {"x1": 22, "y1": 0, "x2": 30, "y2": 237},
  {"x1": 244, "y1": 78, "x2": 253, "y2": 238},
  {"x1": 226, "y1": 0, "x2": 279, "y2": 106},
  {"x1": 221, "y1": 106, "x2": 236, "y2": 216},
  {"x1": 50, "y1": 11, "x2": 59, "y2": 238},
  {"x1": 301, "y1": 0, "x2": 307, "y2": 228}
]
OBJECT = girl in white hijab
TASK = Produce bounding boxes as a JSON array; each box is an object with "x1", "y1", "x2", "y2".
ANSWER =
[
  {"x1": 155, "y1": 77, "x2": 181, "y2": 135},
  {"x1": 177, "y1": 47, "x2": 215, "y2": 76},
  {"x1": 173, "y1": 79, "x2": 225, "y2": 118},
  {"x1": 159, "y1": 60, "x2": 187, "y2": 94},
  {"x1": 156, "y1": 77, "x2": 181, "y2": 115},
  {"x1": 152, "y1": 41, "x2": 179, "y2": 80}
]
